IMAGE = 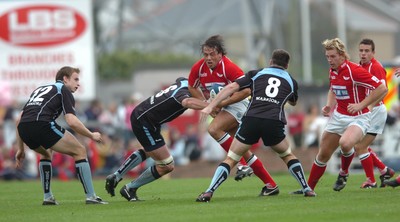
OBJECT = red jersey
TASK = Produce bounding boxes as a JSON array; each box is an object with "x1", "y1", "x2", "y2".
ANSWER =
[
  {"x1": 360, "y1": 58, "x2": 387, "y2": 106},
  {"x1": 330, "y1": 60, "x2": 382, "y2": 116},
  {"x1": 188, "y1": 56, "x2": 243, "y2": 99}
]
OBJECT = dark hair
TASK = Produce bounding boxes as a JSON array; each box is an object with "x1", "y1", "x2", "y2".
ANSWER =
[
  {"x1": 271, "y1": 49, "x2": 290, "y2": 67},
  {"x1": 201, "y1": 35, "x2": 226, "y2": 55},
  {"x1": 55, "y1": 66, "x2": 80, "y2": 81},
  {"x1": 359, "y1": 38, "x2": 375, "y2": 52}
]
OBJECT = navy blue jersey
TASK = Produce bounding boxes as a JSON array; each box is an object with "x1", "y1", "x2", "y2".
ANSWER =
[
  {"x1": 132, "y1": 79, "x2": 191, "y2": 127},
  {"x1": 20, "y1": 81, "x2": 76, "y2": 122},
  {"x1": 235, "y1": 67, "x2": 298, "y2": 124}
]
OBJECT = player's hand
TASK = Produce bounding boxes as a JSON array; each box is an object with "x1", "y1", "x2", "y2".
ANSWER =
[
  {"x1": 347, "y1": 103, "x2": 363, "y2": 114},
  {"x1": 92, "y1": 132, "x2": 103, "y2": 143},
  {"x1": 321, "y1": 106, "x2": 331, "y2": 117},
  {"x1": 210, "y1": 107, "x2": 221, "y2": 118},
  {"x1": 15, "y1": 149, "x2": 25, "y2": 169},
  {"x1": 200, "y1": 107, "x2": 213, "y2": 123}
]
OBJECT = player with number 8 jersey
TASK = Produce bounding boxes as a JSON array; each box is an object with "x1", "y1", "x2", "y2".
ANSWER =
[
  {"x1": 196, "y1": 49, "x2": 316, "y2": 202},
  {"x1": 188, "y1": 35, "x2": 280, "y2": 196}
]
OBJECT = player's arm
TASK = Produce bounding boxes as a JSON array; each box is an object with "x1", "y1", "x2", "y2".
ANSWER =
[
  {"x1": 182, "y1": 98, "x2": 209, "y2": 110},
  {"x1": 65, "y1": 113, "x2": 102, "y2": 143},
  {"x1": 15, "y1": 111, "x2": 25, "y2": 168},
  {"x1": 287, "y1": 79, "x2": 299, "y2": 106},
  {"x1": 200, "y1": 82, "x2": 240, "y2": 123},
  {"x1": 348, "y1": 83, "x2": 387, "y2": 114},
  {"x1": 218, "y1": 88, "x2": 251, "y2": 108},
  {"x1": 188, "y1": 85, "x2": 206, "y2": 101},
  {"x1": 367, "y1": 79, "x2": 387, "y2": 110},
  {"x1": 322, "y1": 90, "x2": 337, "y2": 117}
]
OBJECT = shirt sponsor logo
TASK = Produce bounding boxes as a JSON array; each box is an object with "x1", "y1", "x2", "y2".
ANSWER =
[{"x1": 255, "y1": 96, "x2": 280, "y2": 104}]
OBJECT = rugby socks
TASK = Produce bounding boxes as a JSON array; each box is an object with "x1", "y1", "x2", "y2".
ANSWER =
[
  {"x1": 75, "y1": 159, "x2": 96, "y2": 198},
  {"x1": 287, "y1": 159, "x2": 311, "y2": 191},
  {"x1": 206, "y1": 163, "x2": 231, "y2": 193},
  {"x1": 359, "y1": 153, "x2": 376, "y2": 183},
  {"x1": 340, "y1": 148, "x2": 355, "y2": 175},
  {"x1": 217, "y1": 133, "x2": 247, "y2": 165},
  {"x1": 368, "y1": 147, "x2": 386, "y2": 172},
  {"x1": 308, "y1": 159, "x2": 327, "y2": 190},
  {"x1": 115, "y1": 149, "x2": 146, "y2": 181},
  {"x1": 126, "y1": 165, "x2": 161, "y2": 189},
  {"x1": 39, "y1": 160, "x2": 53, "y2": 199},
  {"x1": 247, "y1": 154, "x2": 277, "y2": 187}
]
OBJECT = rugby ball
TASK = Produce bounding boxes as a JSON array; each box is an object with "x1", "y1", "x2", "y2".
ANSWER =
[{"x1": 209, "y1": 84, "x2": 224, "y2": 100}]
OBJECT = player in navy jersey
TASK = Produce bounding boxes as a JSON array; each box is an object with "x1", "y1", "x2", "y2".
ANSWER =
[
  {"x1": 196, "y1": 49, "x2": 316, "y2": 202},
  {"x1": 105, "y1": 77, "x2": 210, "y2": 201},
  {"x1": 15, "y1": 66, "x2": 107, "y2": 205}
]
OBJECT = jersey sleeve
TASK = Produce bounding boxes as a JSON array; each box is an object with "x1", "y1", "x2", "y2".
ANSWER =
[
  {"x1": 371, "y1": 64, "x2": 387, "y2": 86},
  {"x1": 288, "y1": 76, "x2": 299, "y2": 103},
  {"x1": 188, "y1": 59, "x2": 203, "y2": 88},
  {"x1": 235, "y1": 70, "x2": 256, "y2": 89},
  {"x1": 353, "y1": 66, "x2": 382, "y2": 89},
  {"x1": 61, "y1": 86, "x2": 76, "y2": 115},
  {"x1": 224, "y1": 58, "x2": 244, "y2": 82},
  {"x1": 174, "y1": 88, "x2": 191, "y2": 104}
]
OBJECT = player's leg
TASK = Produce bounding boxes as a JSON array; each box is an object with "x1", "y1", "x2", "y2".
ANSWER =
[
  {"x1": 18, "y1": 122, "x2": 59, "y2": 205},
  {"x1": 261, "y1": 119, "x2": 315, "y2": 197},
  {"x1": 367, "y1": 105, "x2": 395, "y2": 187},
  {"x1": 355, "y1": 134, "x2": 377, "y2": 188},
  {"x1": 332, "y1": 123, "x2": 366, "y2": 191},
  {"x1": 34, "y1": 147, "x2": 58, "y2": 205},
  {"x1": 51, "y1": 130, "x2": 107, "y2": 204},
  {"x1": 105, "y1": 149, "x2": 147, "y2": 196},
  {"x1": 196, "y1": 139, "x2": 251, "y2": 202},
  {"x1": 308, "y1": 131, "x2": 340, "y2": 190},
  {"x1": 120, "y1": 145, "x2": 173, "y2": 201},
  {"x1": 368, "y1": 147, "x2": 395, "y2": 187}
]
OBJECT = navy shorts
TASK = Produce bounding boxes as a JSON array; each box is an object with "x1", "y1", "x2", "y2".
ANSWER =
[
  {"x1": 18, "y1": 121, "x2": 65, "y2": 150},
  {"x1": 235, "y1": 116, "x2": 285, "y2": 146},
  {"x1": 131, "y1": 117, "x2": 165, "y2": 152}
]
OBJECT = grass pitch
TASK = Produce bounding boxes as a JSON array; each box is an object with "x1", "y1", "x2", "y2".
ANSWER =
[{"x1": 0, "y1": 173, "x2": 397, "y2": 222}]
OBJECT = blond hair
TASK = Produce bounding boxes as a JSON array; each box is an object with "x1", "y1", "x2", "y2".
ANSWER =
[{"x1": 322, "y1": 38, "x2": 350, "y2": 60}]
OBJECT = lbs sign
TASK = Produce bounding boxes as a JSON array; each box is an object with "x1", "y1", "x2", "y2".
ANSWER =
[
  {"x1": 0, "y1": 5, "x2": 86, "y2": 47},
  {"x1": 0, "y1": 1, "x2": 95, "y2": 102}
]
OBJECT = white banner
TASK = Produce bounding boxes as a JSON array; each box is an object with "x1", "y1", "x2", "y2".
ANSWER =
[{"x1": 0, "y1": 0, "x2": 95, "y2": 103}]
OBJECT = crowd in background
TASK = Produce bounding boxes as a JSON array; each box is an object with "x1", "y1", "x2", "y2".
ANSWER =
[{"x1": 1, "y1": 95, "x2": 399, "y2": 181}]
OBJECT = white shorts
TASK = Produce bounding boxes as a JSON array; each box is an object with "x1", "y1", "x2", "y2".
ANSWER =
[
  {"x1": 324, "y1": 110, "x2": 370, "y2": 136},
  {"x1": 222, "y1": 99, "x2": 249, "y2": 123},
  {"x1": 368, "y1": 104, "x2": 387, "y2": 134}
]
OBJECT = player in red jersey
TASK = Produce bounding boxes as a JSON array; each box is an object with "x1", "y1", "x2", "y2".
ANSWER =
[
  {"x1": 304, "y1": 38, "x2": 387, "y2": 192},
  {"x1": 188, "y1": 35, "x2": 279, "y2": 196},
  {"x1": 334, "y1": 39, "x2": 394, "y2": 190}
]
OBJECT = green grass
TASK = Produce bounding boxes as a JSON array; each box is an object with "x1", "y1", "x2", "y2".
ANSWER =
[{"x1": 0, "y1": 174, "x2": 397, "y2": 222}]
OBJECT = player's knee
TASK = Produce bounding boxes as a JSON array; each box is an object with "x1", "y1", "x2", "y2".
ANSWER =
[
  {"x1": 227, "y1": 150, "x2": 242, "y2": 162},
  {"x1": 207, "y1": 124, "x2": 220, "y2": 138},
  {"x1": 155, "y1": 156, "x2": 175, "y2": 174},
  {"x1": 277, "y1": 147, "x2": 292, "y2": 158}
]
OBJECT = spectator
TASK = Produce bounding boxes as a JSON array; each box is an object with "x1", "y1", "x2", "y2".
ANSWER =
[{"x1": 287, "y1": 105, "x2": 305, "y2": 149}]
